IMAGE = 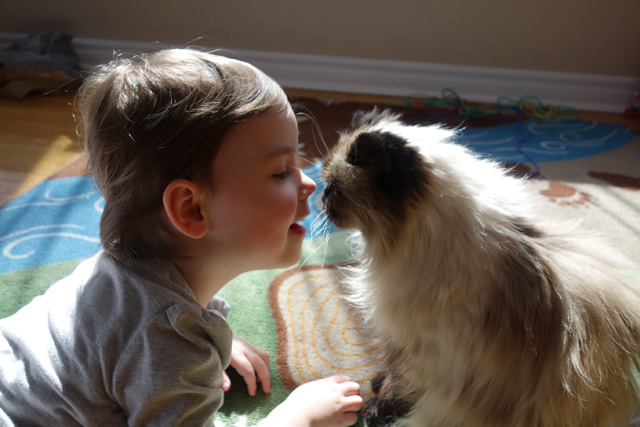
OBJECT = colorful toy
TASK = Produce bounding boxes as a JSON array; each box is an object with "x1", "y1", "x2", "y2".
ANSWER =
[{"x1": 398, "y1": 89, "x2": 579, "y2": 178}]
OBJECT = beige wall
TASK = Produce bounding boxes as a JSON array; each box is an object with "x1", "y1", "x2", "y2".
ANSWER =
[{"x1": 2, "y1": 0, "x2": 639, "y2": 77}]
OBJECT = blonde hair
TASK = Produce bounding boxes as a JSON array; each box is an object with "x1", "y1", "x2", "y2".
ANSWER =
[{"x1": 75, "y1": 48, "x2": 289, "y2": 263}]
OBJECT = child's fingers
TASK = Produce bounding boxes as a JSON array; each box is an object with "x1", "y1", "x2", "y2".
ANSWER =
[
  {"x1": 254, "y1": 345, "x2": 270, "y2": 366},
  {"x1": 344, "y1": 394, "x2": 364, "y2": 411},
  {"x1": 325, "y1": 374, "x2": 361, "y2": 398},
  {"x1": 249, "y1": 345, "x2": 271, "y2": 393},
  {"x1": 247, "y1": 350, "x2": 271, "y2": 394},
  {"x1": 229, "y1": 335, "x2": 272, "y2": 396},
  {"x1": 229, "y1": 352, "x2": 257, "y2": 395},
  {"x1": 221, "y1": 371, "x2": 231, "y2": 391},
  {"x1": 340, "y1": 380, "x2": 361, "y2": 397},
  {"x1": 243, "y1": 373, "x2": 257, "y2": 397},
  {"x1": 232, "y1": 353, "x2": 271, "y2": 396}
]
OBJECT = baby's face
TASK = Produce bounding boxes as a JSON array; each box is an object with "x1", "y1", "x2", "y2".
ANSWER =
[{"x1": 203, "y1": 106, "x2": 317, "y2": 271}]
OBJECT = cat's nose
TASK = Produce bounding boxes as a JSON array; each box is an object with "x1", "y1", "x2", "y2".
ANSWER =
[{"x1": 321, "y1": 182, "x2": 335, "y2": 207}]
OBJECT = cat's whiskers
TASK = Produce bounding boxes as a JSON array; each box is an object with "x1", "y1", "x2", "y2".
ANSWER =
[
  {"x1": 296, "y1": 209, "x2": 334, "y2": 271},
  {"x1": 295, "y1": 110, "x2": 330, "y2": 156},
  {"x1": 308, "y1": 208, "x2": 329, "y2": 235},
  {"x1": 295, "y1": 156, "x2": 315, "y2": 167},
  {"x1": 316, "y1": 208, "x2": 337, "y2": 268},
  {"x1": 297, "y1": 233, "x2": 332, "y2": 272}
]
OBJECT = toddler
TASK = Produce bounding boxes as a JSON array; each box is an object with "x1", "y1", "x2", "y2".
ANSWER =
[{"x1": 0, "y1": 48, "x2": 362, "y2": 426}]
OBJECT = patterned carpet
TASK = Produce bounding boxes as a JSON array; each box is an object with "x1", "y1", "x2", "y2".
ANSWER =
[{"x1": 1, "y1": 96, "x2": 639, "y2": 426}]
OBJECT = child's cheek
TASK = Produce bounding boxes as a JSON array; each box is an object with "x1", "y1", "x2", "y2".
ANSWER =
[
  {"x1": 270, "y1": 190, "x2": 299, "y2": 221},
  {"x1": 275, "y1": 195, "x2": 298, "y2": 219}
]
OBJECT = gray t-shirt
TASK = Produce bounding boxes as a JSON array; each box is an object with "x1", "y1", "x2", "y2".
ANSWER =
[{"x1": 0, "y1": 252, "x2": 233, "y2": 426}]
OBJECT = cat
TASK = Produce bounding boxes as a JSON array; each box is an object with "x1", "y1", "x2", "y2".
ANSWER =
[{"x1": 320, "y1": 108, "x2": 640, "y2": 426}]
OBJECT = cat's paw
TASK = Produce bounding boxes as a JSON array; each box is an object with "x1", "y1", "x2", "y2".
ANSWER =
[{"x1": 363, "y1": 395, "x2": 398, "y2": 427}]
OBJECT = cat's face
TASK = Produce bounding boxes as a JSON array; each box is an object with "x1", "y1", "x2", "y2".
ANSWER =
[{"x1": 321, "y1": 110, "x2": 429, "y2": 237}]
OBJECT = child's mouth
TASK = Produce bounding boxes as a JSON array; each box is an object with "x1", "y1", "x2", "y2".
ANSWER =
[{"x1": 289, "y1": 222, "x2": 307, "y2": 236}]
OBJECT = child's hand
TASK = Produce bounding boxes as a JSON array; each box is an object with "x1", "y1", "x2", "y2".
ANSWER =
[
  {"x1": 223, "y1": 335, "x2": 270, "y2": 396},
  {"x1": 265, "y1": 375, "x2": 363, "y2": 427}
]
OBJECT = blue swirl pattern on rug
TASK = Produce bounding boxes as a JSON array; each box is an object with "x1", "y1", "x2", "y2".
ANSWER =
[
  {"x1": 459, "y1": 118, "x2": 634, "y2": 163},
  {"x1": 0, "y1": 177, "x2": 103, "y2": 274}
]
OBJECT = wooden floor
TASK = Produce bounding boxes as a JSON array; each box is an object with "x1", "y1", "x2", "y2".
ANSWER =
[
  {"x1": 1, "y1": 89, "x2": 638, "y2": 206},
  {"x1": 0, "y1": 93, "x2": 83, "y2": 206}
]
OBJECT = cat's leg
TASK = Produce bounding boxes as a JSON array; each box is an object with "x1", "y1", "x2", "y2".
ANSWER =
[{"x1": 363, "y1": 370, "x2": 415, "y2": 427}]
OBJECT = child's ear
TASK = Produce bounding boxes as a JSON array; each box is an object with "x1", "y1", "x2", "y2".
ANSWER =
[{"x1": 162, "y1": 179, "x2": 208, "y2": 239}]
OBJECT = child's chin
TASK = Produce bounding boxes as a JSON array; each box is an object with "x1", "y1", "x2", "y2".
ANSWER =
[{"x1": 278, "y1": 248, "x2": 304, "y2": 269}]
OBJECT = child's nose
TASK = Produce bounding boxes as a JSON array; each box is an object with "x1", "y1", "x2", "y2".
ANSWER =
[{"x1": 300, "y1": 171, "x2": 317, "y2": 199}]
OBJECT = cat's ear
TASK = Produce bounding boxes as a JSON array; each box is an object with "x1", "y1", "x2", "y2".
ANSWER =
[
  {"x1": 348, "y1": 133, "x2": 392, "y2": 172},
  {"x1": 351, "y1": 108, "x2": 400, "y2": 128},
  {"x1": 351, "y1": 108, "x2": 379, "y2": 128}
]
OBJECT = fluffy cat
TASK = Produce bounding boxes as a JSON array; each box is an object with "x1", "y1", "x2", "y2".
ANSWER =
[{"x1": 321, "y1": 109, "x2": 640, "y2": 427}]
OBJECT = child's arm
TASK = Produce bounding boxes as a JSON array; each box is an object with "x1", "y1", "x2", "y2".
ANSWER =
[
  {"x1": 223, "y1": 335, "x2": 271, "y2": 396},
  {"x1": 262, "y1": 375, "x2": 363, "y2": 427},
  {"x1": 115, "y1": 309, "x2": 231, "y2": 426}
]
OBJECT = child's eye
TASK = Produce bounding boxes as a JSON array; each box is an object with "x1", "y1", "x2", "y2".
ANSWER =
[{"x1": 272, "y1": 170, "x2": 291, "y2": 180}]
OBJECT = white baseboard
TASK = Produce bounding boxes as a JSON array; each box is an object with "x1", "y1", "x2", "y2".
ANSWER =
[{"x1": 2, "y1": 33, "x2": 637, "y2": 113}]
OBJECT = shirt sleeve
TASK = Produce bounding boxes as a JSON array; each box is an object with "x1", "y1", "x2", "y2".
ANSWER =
[
  {"x1": 111, "y1": 304, "x2": 233, "y2": 426},
  {"x1": 207, "y1": 296, "x2": 230, "y2": 319}
]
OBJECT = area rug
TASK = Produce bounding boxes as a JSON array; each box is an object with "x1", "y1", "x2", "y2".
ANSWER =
[{"x1": 1, "y1": 96, "x2": 639, "y2": 426}]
